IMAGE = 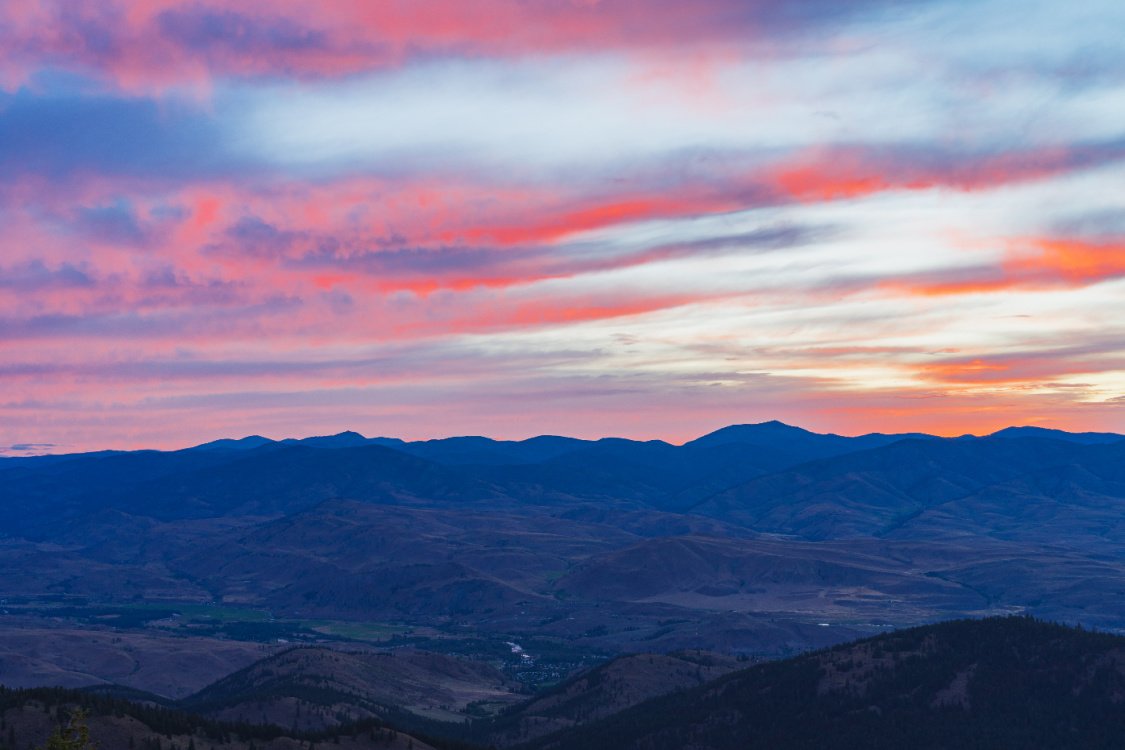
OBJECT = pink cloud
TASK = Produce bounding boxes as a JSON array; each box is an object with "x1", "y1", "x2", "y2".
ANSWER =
[
  {"x1": 772, "y1": 144, "x2": 1116, "y2": 202},
  {"x1": 0, "y1": 1, "x2": 888, "y2": 92}
]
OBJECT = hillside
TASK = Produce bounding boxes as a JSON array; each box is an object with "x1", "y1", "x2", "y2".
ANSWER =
[
  {"x1": 183, "y1": 646, "x2": 521, "y2": 729},
  {"x1": 175, "y1": 646, "x2": 742, "y2": 746},
  {"x1": 5, "y1": 422, "x2": 1125, "y2": 695},
  {"x1": 518, "y1": 617, "x2": 1125, "y2": 750},
  {"x1": 482, "y1": 651, "x2": 741, "y2": 746},
  {"x1": 0, "y1": 686, "x2": 465, "y2": 750},
  {"x1": 5, "y1": 618, "x2": 1125, "y2": 750}
]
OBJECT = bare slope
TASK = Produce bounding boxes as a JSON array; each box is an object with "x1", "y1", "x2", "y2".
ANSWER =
[{"x1": 183, "y1": 647, "x2": 521, "y2": 729}]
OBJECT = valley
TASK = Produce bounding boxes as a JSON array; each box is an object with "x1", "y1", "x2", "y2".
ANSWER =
[
  {"x1": 4, "y1": 617, "x2": 1124, "y2": 750},
  {"x1": 2, "y1": 422, "x2": 1125, "y2": 745}
]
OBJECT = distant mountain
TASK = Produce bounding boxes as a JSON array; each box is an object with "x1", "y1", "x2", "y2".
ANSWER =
[
  {"x1": 686, "y1": 420, "x2": 817, "y2": 447},
  {"x1": 0, "y1": 420, "x2": 938, "y2": 536},
  {"x1": 684, "y1": 420, "x2": 931, "y2": 453},
  {"x1": 668, "y1": 421, "x2": 934, "y2": 508},
  {"x1": 397, "y1": 435, "x2": 591, "y2": 465},
  {"x1": 190, "y1": 434, "x2": 275, "y2": 451},
  {"x1": 6, "y1": 421, "x2": 1125, "y2": 663},
  {"x1": 13, "y1": 421, "x2": 1122, "y2": 466},
  {"x1": 518, "y1": 617, "x2": 1125, "y2": 750},
  {"x1": 988, "y1": 425, "x2": 1124, "y2": 444},
  {"x1": 283, "y1": 430, "x2": 375, "y2": 448},
  {"x1": 1, "y1": 441, "x2": 508, "y2": 532},
  {"x1": 691, "y1": 435, "x2": 1125, "y2": 540}
]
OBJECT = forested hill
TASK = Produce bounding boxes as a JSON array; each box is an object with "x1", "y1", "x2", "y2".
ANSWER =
[
  {"x1": 515, "y1": 617, "x2": 1125, "y2": 750},
  {"x1": 6, "y1": 618, "x2": 1125, "y2": 750},
  {"x1": 0, "y1": 685, "x2": 477, "y2": 750}
]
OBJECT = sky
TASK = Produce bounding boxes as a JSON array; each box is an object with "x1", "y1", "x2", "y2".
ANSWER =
[{"x1": 1, "y1": 0, "x2": 1124, "y2": 453}]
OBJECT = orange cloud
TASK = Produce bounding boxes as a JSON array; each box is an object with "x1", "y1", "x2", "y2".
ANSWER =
[
  {"x1": 916, "y1": 352, "x2": 1122, "y2": 387},
  {"x1": 919, "y1": 358, "x2": 1024, "y2": 385},
  {"x1": 887, "y1": 237, "x2": 1125, "y2": 297},
  {"x1": 1010, "y1": 238, "x2": 1125, "y2": 283}
]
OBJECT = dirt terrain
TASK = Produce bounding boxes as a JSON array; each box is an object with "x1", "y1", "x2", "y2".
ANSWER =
[{"x1": 0, "y1": 623, "x2": 276, "y2": 698}]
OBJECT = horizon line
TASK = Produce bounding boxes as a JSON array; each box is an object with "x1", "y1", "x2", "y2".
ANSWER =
[{"x1": 5, "y1": 420, "x2": 1123, "y2": 459}]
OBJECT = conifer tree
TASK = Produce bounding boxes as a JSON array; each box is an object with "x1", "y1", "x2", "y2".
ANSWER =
[{"x1": 38, "y1": 709, "x2": 94, "y2": 750}]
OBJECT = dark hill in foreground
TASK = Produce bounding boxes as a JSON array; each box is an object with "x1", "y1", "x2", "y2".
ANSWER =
[
  {"x1": 482, "y1": 650, "x2": 742, "y2": 746},
  {"x1": 0, "y1": 685, "x2": 465, "y2": 750},
  {"x1": 516, "y1": 617, "x2": 1125, "y2": 750},
  {"x1": 5, "y1": 618, "x2": 1125, "y2": 750}
]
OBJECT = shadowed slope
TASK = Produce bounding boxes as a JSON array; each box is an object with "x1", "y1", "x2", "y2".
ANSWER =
[{"x1": 519, "y1": 617, "x2": 1125, "y2": 750}]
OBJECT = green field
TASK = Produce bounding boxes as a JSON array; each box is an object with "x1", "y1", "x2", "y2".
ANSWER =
[{"x1": 300, "y1": 619, "x2": 413, "y2": 641}]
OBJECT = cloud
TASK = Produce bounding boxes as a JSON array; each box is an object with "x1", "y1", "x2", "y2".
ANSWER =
[
  {"x1": 0, "y1": 0, "x2": 943, "y2": 92},
  {"x1": 154, "y1": 7, "x2": 337, "y2": 60},
  {"x1": 0, "y1": 260, "x2": 95, "y2": 290},
  {"x1": 883, "y1": 236, "x2": 1125, "y2": 296},
  {"x1": 2, "y1": 0, "x2": 1125, "y2": 452},
  {"x1": 771, "y1": 140, "x2": 1125, "y2": 202},
  {"x1": 0, "y1": 442, "x2": 57, "y2": 455},
  {"x1": 73, "y1": 200, "x2": 151, "y2": 246}
]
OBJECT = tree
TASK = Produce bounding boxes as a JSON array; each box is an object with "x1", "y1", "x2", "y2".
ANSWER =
[{"x1": 38, "y1": 709, "x2": 95, "y2": 750}]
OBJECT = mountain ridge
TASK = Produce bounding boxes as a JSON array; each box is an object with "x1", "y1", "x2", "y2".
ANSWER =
[
  {"x1": 6, "y1": 420, "x2": 1122, "y2": 461},
  {"x1": 5, "y1": 420, "x2": 1125, "y2": 700}
]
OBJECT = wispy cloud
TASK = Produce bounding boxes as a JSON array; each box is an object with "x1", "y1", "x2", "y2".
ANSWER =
[
  {"x1": 2, "y1": 0, "x2": 1124, "y2": 451},
  {"x1": 0, "y1": 442, "x2": 58, "y2": 455}
]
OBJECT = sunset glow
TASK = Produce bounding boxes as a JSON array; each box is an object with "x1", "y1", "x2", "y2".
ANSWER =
[{"x1": 1, "y1": 0, "x2": 1123, "y2": 452}]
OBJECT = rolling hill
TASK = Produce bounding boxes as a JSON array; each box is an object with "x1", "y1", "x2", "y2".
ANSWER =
[
  {"x1": 516, "y1": 616, "x2": 1125, "y2": 750},
  {"x1": 183, "y1": 646, "x2": 520, "y2": 729},
  {"x1": 0, "y1": 685, "x2": 460, "y2": 750},
  {"x1": 5, "y1": 421, "x2": 1125, "y2": 695},
  {"x1": 7, "y1": 617, "x2": 1124, "y2": 750}
]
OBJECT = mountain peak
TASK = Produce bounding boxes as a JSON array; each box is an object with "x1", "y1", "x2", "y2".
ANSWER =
[
  {"x1": 686, "y1": 421, "x2": 815, "y2": 447},
  {"x1": 189, "y1": 435, "x2": 275, "y2": 451},
  {"x1": 284, "y1": 430, "x2": 371, "y2": 448}
]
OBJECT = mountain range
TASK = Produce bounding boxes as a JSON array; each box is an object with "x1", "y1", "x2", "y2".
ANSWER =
[{"x1": 2, "y1": 420, "x2": 1125, "y2": 743}]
